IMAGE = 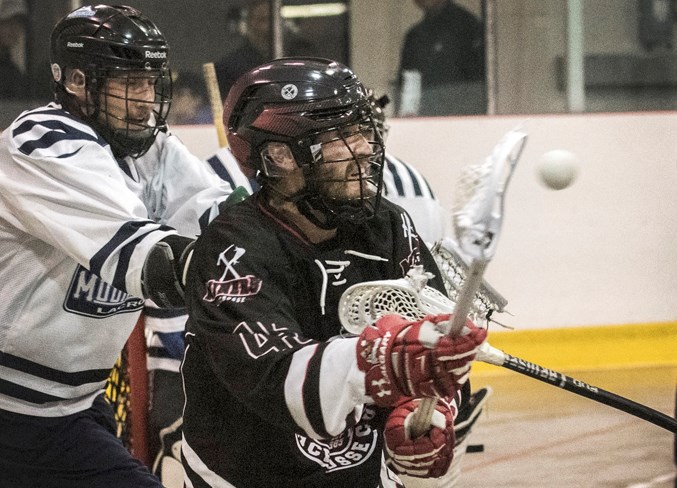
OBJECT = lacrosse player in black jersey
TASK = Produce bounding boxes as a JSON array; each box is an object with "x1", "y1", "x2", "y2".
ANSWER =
[
  {"x1": 0, "y1": 5, "x2": 235, "y2": 487},
  {"x1": 181, "y1": 57, "x2": 487, "y2": 488}
]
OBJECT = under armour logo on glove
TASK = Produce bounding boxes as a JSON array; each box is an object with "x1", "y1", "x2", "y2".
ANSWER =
[{"x1": 356, "y1": 313, "x2": 486, "y2": 407}]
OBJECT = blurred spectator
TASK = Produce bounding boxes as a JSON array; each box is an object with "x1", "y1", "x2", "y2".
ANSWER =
[
  {"x1": 214, "y1": 0, "x2": 315, "y2": 99},
  {"x1": 0, "y1": 0, "x2": 28, "y2": 99},
  {"x1": 398, "y1": 0, "x2": 486, "y2": 116},
  {"x1": 166, "y1": 70, "x2": 212, "y2": 125}
]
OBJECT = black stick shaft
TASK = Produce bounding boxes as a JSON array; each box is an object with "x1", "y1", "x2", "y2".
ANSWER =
[{"x1": 500, "y1": 353, "x2": 677, "y2": 433}]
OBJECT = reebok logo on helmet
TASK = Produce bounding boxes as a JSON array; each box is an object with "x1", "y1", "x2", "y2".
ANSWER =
[{"x1": 145, "y1": 51, "x2": 167, "y2": 59}]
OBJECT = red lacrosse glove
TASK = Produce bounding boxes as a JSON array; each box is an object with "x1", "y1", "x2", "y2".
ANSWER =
[
  {"x1": 384, "y1": 396, "x2": 457, "y2": 478},
  {"x1": 356, "y1": 313, "x2": 486, "y2": 407}
]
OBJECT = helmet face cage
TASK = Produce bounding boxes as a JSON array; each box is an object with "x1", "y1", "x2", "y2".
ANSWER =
[
  {"x1": 87, "y1": 67, "x2": 172, "y2": 158},
  {"x1": 50, "y1": 5, "x2": 172, "y2": 158},
  {"x1": 298, "y1": 114, "x2": 385, "y2": 225}
]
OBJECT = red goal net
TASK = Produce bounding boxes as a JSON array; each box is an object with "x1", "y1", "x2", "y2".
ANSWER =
[{"x1": 104, "y1": 316, "x2": 152, "y2": 466}]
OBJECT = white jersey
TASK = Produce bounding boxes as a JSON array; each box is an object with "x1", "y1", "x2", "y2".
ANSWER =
[
  {"x1": 381, "y1": 153, "x2": 449, "y2": 245},
  {"x1": 0, "y1": 103, "x2": 232, "y2": 417}
]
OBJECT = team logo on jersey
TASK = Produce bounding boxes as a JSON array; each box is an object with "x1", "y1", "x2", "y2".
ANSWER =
[
  {"x1": 64, "y1": 265, "x2": 144, "y2": 318},
  {"x1": 204, "y1": 245, "x2": 262, "y2": 304},
  {"x1": 295, "y1": 406, "x2": 379, "y2": 473}
]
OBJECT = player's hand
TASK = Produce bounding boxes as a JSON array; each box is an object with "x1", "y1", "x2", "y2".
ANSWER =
[
  {"x1": 356, "y1": 313, "x2": 486, "y2": 407},
  {"x1": 384, "y1": 396, "x2": 456, "y2": 478}
]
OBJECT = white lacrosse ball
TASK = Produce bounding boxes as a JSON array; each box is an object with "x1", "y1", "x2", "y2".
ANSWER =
[{"x1": 537, "y1": 149, "x2": 579, "y2": 190}]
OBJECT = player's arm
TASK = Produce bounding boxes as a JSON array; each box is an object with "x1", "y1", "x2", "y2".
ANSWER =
[
  {"x1": 1, "y1": 117, "x2": 180, "y2": 299},
  {"x1": 147, "y1": 132, "x2": 237, "y2": 237}
]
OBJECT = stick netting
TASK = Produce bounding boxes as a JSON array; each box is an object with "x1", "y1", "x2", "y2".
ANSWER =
[{"x1": 431, "y1": 240, "x2": 508, "y2": 322}]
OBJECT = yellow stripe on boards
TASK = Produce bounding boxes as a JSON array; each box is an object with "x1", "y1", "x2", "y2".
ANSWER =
[{"x1": 471, "y1": 321, "x2": 677, "y2": 376}]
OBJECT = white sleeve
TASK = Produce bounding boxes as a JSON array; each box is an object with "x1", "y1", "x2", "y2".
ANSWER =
[
  {"x1": 144, "y1": 133, "x2": 232, "y2": 236},
  {"x1": 284, "y1": 337, "x2": 367, "y2": 439},
  {"x1": 0, "y1": 110, "x2": 174, "y2": 297}
]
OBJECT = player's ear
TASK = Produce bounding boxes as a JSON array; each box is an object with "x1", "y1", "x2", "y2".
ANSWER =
[
  {"x1": 260, "y1": 142, "x2": 297, "y2": 177},
  {"x1": 63, "y1": 68, "x2": 87, "y2": 97}
]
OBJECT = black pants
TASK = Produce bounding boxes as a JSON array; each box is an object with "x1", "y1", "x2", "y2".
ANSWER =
[
  {"x1": 0, "y1": 394, "x2": 163, "y2": 488},
  {"x1": 148, "y1": 369, "x2": 184, "y2": 459}
]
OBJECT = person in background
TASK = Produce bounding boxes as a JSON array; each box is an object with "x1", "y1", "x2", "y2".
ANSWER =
[
  {"x1": 0, "y1": 0, "x2": 28, "y2": 99},
  {"x1": 180, "y1": 57, "x2": 487, "y2": 487},
  {"x1": 166, "y1": 70, "x2": 212, "y2": 125},
  {"x1": 0, "y1": 5, "x2": 233, "y2": 487},
  {"x1": 214, "y1": 0, "x2": 315, "y2": 98},
  {"x1": 398, "y1": 0, "x2": 486, "y2": 116}
]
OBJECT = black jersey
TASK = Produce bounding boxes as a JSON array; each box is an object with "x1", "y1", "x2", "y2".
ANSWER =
[{"x1": 182, "y1": 193, "x2": 445, "y2": 488}]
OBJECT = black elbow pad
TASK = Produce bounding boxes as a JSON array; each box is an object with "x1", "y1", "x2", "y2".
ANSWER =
[{"x1": 142, "y1": 235, "x2": 195, "y2": 308}]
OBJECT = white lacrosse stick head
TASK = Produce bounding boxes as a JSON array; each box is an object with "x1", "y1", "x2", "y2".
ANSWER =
[
  {"x1": 338, "y1": 277, "x2": 455, "y2": 335},
  {"x1": 453, "y1": 128, "x2": 527, "y2": 261}
]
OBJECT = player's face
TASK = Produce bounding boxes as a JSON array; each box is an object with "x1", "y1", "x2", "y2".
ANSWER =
[
  {"x1": 97, "y1": 71, "x2": 159, "y2": 134},
  {"x1": 312, "y1": 124, "x2": 379, "y2": 201}
]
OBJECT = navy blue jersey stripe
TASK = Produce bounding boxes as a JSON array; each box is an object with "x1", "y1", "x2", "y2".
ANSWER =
[
  {"x1": 112, "y1": 232, "x2": 142, "y2": 291},
  {"x1": 14, "y1": 106, "x2": 79, "y2": 126},
  {"x1": 0, "y1": 377, "x2": 65, "y2": 404},
  {"x1": 89, "y1": 220, "x2": 155, "y2": 277},
  {"x1": 116, "y1": 156, "x2": 135, "y2": 179},
  {"x1": 386, "y1": 158, "x2": 405, "y2": 197},
  {"x1": 155, "y1": 331, "x2": 184, "y2": 358},
  {"x1": 402, "y1": 163, "x2": 424, "y2": 197},
  {"x1": 207, "y1": 155, "x2": 261, "y2": 192},
  {"x1": 13, "y1": 119, "x2": 106, "y2": 156},
  {"x1": 423, "y1": 177, "x2": 436, "y2": 199},
  {"x1": 207, "y1": 155, "x2": 235, "y2": 187},
  {"x1": 0, "y1": 352, "x2": 111, "y2": 386},
  {"x1": 111, "y1": 223, "x2": 174, "y2": 291},
  {"x1": 302, "y1": 342, "x2": 330, "y2": 438}
]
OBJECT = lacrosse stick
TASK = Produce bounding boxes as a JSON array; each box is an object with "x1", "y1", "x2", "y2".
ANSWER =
[
  {"x1": 412, "y1": 128, "x2": 526, "y2": 436},
  {"x1": 338, "y1": 270, "x2": 677, "y2": 435}
]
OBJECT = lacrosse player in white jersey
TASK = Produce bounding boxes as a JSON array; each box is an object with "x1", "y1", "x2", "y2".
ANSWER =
[{"x1": 0, "y1": 5, "x2": 235, "y2": 488}]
